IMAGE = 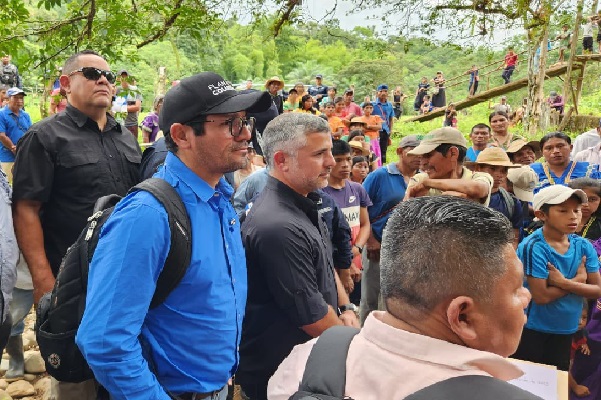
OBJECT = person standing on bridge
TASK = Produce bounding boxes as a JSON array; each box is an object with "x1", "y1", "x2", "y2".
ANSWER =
[{"x1": 499, "y1": 47, "x2": 518, "y2": 84}]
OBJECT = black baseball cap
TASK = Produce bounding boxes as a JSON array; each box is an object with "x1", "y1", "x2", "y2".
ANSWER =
[{"x1": 159, "y1": 72, "x2": 272, "y2": 134}]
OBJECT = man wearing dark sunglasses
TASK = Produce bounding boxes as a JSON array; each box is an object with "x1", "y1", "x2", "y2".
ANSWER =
[
  {"x1": 12, "y1": 50, "x2": 142, "y2": 399},
  {"x1": 76, "y1": 72, "x2": 272, "y2": 400}
]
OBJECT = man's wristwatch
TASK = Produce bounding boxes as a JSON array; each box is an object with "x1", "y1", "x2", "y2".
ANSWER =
[
  {"x1": 339, "y1": 303, "x2": 358, "y2": 314},
  {"x1": 353, "y1": 244, "x2": 363, "y2": 254}
]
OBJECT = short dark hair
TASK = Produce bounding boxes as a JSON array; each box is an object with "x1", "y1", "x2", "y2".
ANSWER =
[
  {"x1": 489, "y1": 110, "x2": 509, "y2": 122},
  {"x1": 63, "y1": 50, "x2": 102, "y2": 75},
  {"x1": 435, "y1": 143, "x2": 467, "y2": 163},
  {"x1": 381, "y1": 196, "x2": 513, "y2": 318},
  {"x1": 332, "y1": 139, "x2": 351, "y2": 156},
  {"x1": 352, "y1": 156, "x2": 368, "y2": 166},
  {"x1": 334, "y1": 96, "x2": 344, "y2": 105},
  {"x1": 569, "y1": 177, "x2": 601, "y2": 196},
  {"x1": 288, "y1": 88, "x2": 298, "y2": 95},
  {"x1": 362, "y1": 102, "x2": 373, "y2": 108},
  {"x1": 540, "y1": 131, "x2": 571, "y2": 148},
  {"x1": 348, "y1": 130, "x2": 365, "y2": 141},
  {"x1": 470, "y1": 123, "x2": 490, "y2": 134}
]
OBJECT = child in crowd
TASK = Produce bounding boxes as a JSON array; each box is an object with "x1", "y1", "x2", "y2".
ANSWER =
[
  {"x1": 283, "y1": 88, "x2": 299, "y2": 112},
  {"x1": 569, "y1": 301, "x2": 590, "y2": 398},
  {"x1": 570, "y1": 298, "x2": 601, "y2": 400},
  {"x1": 443, "y1": 103, "x2": 457, "y2": 127},
  {"x1": 569, "y1": 178, "x2": 601, "y2": 246},
  {"x1": 334, "y1": 96, "x2": 348, "y2": 134},
  {"x1": 358, "y1": 102, "x2": 382, "y2": 165},
  {"x1": 471, "y1": 147, "x2": 522, "y2": 248},
  {"x1": 323, "y1": 140, "x2": 373, "y2": 305},
  {"x1": 514, "y1": 185, "x2": 601, "y2": 371},
  {"x1": 323, "y1": 101, "x2": 344, "y2": 139},
  {"x1": 350, "y1": 156, "x2": 370, "y2": 182},
  {"x1": 420, "y1": 95, "x2": 432, "y2": 114},
  {"x1": 556, "y1": 24, "x2": 571, "y2": 63}
]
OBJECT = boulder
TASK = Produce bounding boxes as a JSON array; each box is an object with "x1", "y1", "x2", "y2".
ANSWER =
[
  {"x1": 23, "y1": 352, "x2": 44, "y2": 374},
  {"x1": 6, "y1": 380, "x2": 34, "y2": 398}
]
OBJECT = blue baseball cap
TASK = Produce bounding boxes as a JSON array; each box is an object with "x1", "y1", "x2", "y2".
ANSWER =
[{"x1": 377, "y1": 84, "x2": 388, "y2": 91}]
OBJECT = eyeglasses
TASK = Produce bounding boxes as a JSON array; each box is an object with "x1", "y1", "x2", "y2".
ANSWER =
[
  {"x1": 192, "y1": 117, "x2": 256, "y2": 138},
  {"x1": 68, "y1": 67, "x2": 117, "y2": 84}
]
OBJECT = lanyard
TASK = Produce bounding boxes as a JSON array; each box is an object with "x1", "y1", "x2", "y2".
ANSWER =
[
  {"x1": 542, "y1": 161, "x2": 577, "y2": 185},
  {"x1": 582, "y1": 216, "x2": 596, "y2": 239}
]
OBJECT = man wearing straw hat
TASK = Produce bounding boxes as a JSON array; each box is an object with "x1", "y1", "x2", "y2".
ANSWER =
[
  {"x1": 265, "y1": 76, "x2": 284, "y2": 114},
  {"x1": 506, "y1": 139, "x2": 541, "y2": 166},
  {"x1": 404, "y1": 127, "x2": 493, "y2": 205},
  {"x1": 470, "y1": 147, "x2": 523, "y2": 248}
]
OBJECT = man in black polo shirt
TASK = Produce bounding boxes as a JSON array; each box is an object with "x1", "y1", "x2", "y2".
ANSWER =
[
  {"x1": 12, "y1": 50, "x2": 141, "y2": 399},
  {"x1": 238, "y1": 113, "x2": 359, "y2": 400}
]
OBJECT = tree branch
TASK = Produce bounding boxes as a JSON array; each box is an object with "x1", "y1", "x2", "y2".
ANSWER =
[
  {"x1": 273, "y1": 0, "x2": 301, "y2": 37},
  {"x1": 136, "y1": 0, "x2": 184, "y2": 48},
  {"x1": 433, "y1": 4, "x2": 521, "y2": 19},
  {"x1": 0, "y1": 14, "x2": 89, "y2": 42},
  {"x1": 86, "y1": 0, "x2": 96, "y2": 39}
]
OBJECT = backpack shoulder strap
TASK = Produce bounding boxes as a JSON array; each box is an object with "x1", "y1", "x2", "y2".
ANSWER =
[
  {"x1": 498, "y1": 187, "x2": 515, "y2": 217},
  {"x1": 406, "y1": 375, "x2": 543, "y2": 400},
  {"x1": 129, "y1": 178, "x2": 192, "y2": 308},
  {"x1": 298, "y1": 326, "x2": 360, "y2": 398}
]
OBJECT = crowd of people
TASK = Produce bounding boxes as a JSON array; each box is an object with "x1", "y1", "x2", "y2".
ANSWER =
[{"x1": 0, "y1": 47, "x2": 600, "y2": 400}]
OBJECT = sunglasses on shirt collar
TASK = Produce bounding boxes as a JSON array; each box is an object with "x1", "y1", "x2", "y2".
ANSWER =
[{"x1": 68, "y1": 67, "x2": 117, "y2": 84}]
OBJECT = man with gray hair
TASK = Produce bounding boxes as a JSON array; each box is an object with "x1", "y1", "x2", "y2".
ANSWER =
[
  {"x1": 269, "y1": 196, "x2": 539, "y2": 400},
  {"x1": 237, "y1": 113, "x2": 359, "y2": 400}
]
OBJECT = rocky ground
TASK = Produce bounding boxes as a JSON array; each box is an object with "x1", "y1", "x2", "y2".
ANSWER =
[{"x1": 0, "y1": 311, "x2": 50, "y2": 400}]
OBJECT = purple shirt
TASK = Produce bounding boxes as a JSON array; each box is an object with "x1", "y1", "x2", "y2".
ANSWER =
[
  {"x1": 141, "y1": 112, "x2": 160, "y2": 142},
  {"x1": 323, "y1": 181, "x2": 372, "y2": 242}
]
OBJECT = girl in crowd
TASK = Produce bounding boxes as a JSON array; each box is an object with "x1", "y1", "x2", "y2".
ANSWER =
[
  {"x1": 294, "y1": 94, "x2": 320, "y2": 115},
  {"x1": 431, "y1": 71, "x2": 446, "y2": 109},
  {"x1": 420, "y1": 95, "x2": 432, "y2": 114},
  {"x1": 413, "y1": 76, "x2": 430, "y2": 112},
  {"x1": 489, "y1": 110, "x2": 521, "y2": 150},
  {"x1": 351, "y1": 156, "x2": 370, "y2": 183},
  {"x1": 358, "y1": 102, "x2": 382, "y2": 167},
  {"x1": 569, "y1": 179, "x2": 601, "y2": 245},
  {"x1": 140, "y1": 95, "x2": 164, "y2": 143},
  {"x1": 570, "y1": 300, "x2": 601, "y2": 400}
]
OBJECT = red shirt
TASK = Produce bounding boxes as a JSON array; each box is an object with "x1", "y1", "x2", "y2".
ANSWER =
[{"x1": 505, "y1": 53, "x2": 518, "y2": 67}]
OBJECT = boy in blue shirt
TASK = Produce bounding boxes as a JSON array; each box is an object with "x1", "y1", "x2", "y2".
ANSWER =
[{"x1": 514, "y1": 185, "x2": 601, "y2": 371}]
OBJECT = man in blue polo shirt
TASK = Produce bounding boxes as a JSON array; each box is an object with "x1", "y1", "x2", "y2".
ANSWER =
[
  {"x1": 360, "y1": 135, "x2": 421, "y2": 324},
  {"x1": 371, "y1": 84, "x2": 395, "y2": 163},
  {"x1": 0, "y1": 87, "x2": 31, "y2": 182},
  {"x1": 76, "y1": 72, "x2": 272, "y2": 400}
]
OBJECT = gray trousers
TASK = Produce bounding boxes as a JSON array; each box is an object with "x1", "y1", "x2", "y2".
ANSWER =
[{"x1": 359, "y1": 252, "x2": 382, "y2": 325}]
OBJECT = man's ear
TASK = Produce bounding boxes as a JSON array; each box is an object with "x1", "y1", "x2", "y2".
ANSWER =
[
  {"x1": 59, "y1": 75, "x2": 71, "y2": 94},
  {"x1": 446, "y1": 296, "x2": 479, "y2": 342},
  {"x1": 447, "y1": 146, "x2": 459, "y2": 161},
  {"x1": 396, "y1": 147, "x2": 403, "y2": 157},
  {"x1": 169, "y1": 123, "x2": 192, "y2": 151},
  {"x1": 273, "y1": 150, "x2": 290, "y2": 172}
]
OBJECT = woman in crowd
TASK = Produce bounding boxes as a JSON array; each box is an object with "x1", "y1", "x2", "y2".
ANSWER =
[
  {"x1": 431, "y1": 71, "x2": 446, "y2": 109},
  {"x1": 351, "y1": 156, "x2": 370, "y2": 183},
  {"x1": 489, "y1": 110, "x2": 521, "y2": 150},
  {"x1": 294, "y1": 94, "x2": 321, "y2": 115},
  {"x1": 294, "y1": 82, "x2": 306, "y2": 98}
]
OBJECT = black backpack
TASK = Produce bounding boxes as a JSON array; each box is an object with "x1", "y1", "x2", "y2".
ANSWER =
[
  {"x1": 0, "y1": 64, "x2": 17, "y2": 86},
  {"x1": 35, "y1": 178, "x2": 192, "y2": 383},
  {"x1": 289, "y1": 326, "x2": 543, "y2": 400}
]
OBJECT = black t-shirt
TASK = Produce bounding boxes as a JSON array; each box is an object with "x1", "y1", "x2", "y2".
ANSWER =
[
  {"x1": 13, "y1": 105, "x2": 142, "y2": 275},
  {"x1": 238, "y1": 176, "x2": 338, "y2": 384}
]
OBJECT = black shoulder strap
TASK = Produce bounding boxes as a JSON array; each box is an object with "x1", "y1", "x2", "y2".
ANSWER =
[
  {"x1": 406, "y1": 375, "x2": 543, "y2": 400},
  {"x1": 298, "y1": 326, "x2": 360, "y2": 398},
  {"x1": 129, "y1": 178, "x2": 192, "y2": 309}
]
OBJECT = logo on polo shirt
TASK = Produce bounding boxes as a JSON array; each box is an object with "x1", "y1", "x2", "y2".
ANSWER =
[
  {"x1": 349, "y1": 196, "x2": 356, "y2": 203},
  {"x1": 208, "y1": 80, "x2": 235, "y2": 95}
]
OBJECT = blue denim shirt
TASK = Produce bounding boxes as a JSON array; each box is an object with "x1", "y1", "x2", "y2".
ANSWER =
[{"x1": 76, "y1": 152, "x2": 247, "y2": 399}]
